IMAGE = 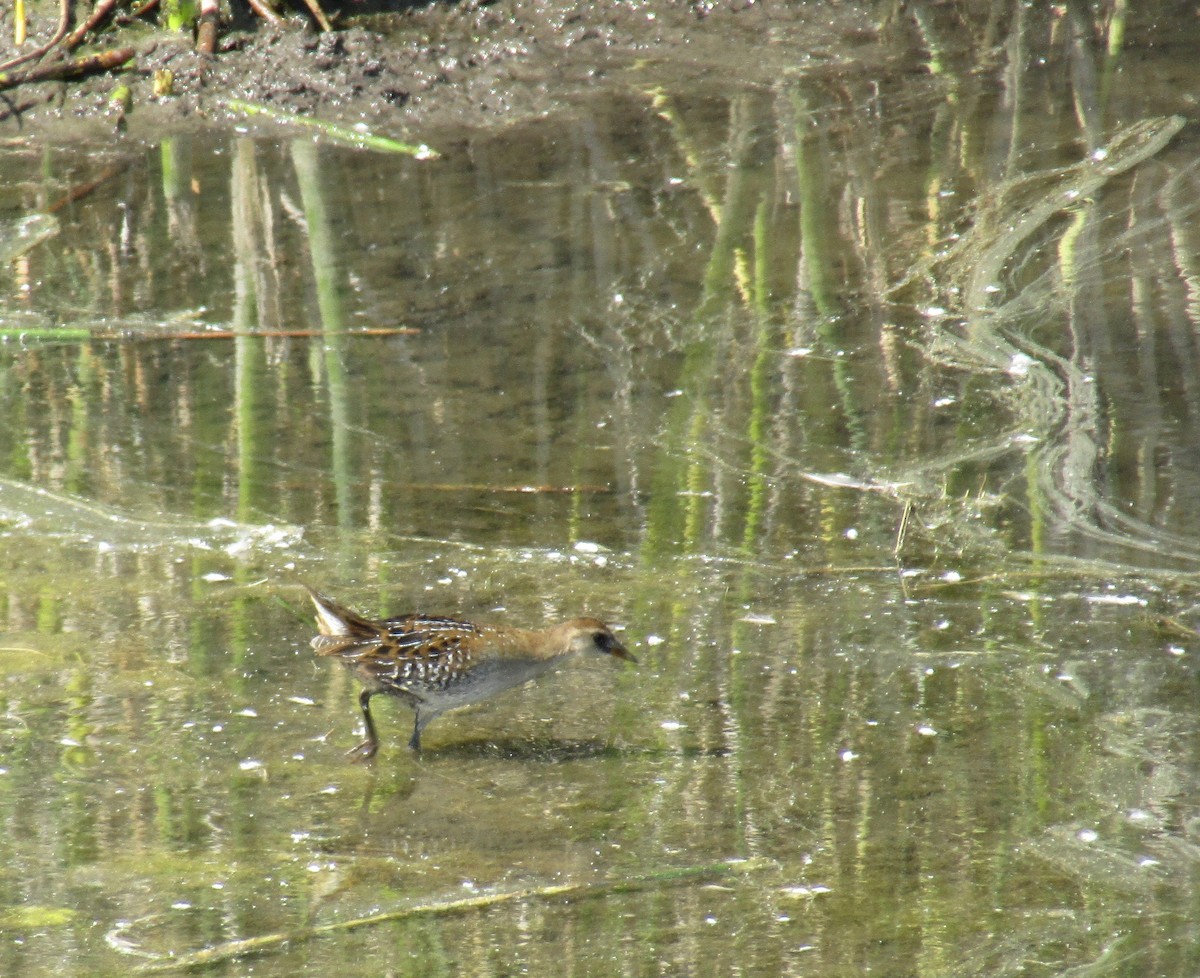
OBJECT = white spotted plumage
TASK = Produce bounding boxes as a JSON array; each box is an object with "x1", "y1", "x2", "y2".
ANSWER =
[{"x1": 305, "y1": 586, "x2": 634, "y2": 757}]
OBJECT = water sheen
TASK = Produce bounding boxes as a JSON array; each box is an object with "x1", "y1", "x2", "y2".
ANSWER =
[{"x1": 3, "y1": 8, "x2": 1200, "y2": 978}]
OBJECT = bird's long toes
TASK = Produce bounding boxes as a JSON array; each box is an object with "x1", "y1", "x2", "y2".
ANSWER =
[{"x1": 346, "y1": 739, "x2": 379, "y2": 762}]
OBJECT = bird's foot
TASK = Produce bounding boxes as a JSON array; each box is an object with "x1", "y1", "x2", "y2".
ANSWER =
[{"x1": 346, "y1": 738, "x2": 379, "y2": 762}]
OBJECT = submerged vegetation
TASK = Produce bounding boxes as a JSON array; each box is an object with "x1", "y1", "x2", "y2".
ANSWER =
[{"x1": 2, "y1": 3, "x2": 1200, "y2": 977}]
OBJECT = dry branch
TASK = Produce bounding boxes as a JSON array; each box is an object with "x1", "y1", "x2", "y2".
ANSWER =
[
  {"x1": 131, "y1": 859, "x2": 773, "y2": 973},
  {"x1": 0, "y1": 46, "x2": 134, "y2": 92}
]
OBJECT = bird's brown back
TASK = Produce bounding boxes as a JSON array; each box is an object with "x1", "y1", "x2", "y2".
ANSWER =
[{"x1": 313, "y1": 608, "x2": 483, "y2": 686}]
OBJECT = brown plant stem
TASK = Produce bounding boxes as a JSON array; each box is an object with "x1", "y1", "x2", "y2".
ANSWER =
[
  {"x1": 64, "y1": 0, "x2": 120, "y2": 49},
  {"x1": 132, "y1": 859, "x2": 773, "y2": 973},
  {"x1": 0, "y1": 0, "x2": 71, "y2": 73},
  {"x1": 0, "y1": 46, "x2": 134, "y2": 92}
]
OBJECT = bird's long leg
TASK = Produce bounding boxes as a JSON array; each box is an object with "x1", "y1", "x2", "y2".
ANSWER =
[
  {"x1": 347, "y1": 689, "x2": 380, "y2": 760},
  {"x1": 408, "y1": 710, "x2": 422, "y2": 752}
]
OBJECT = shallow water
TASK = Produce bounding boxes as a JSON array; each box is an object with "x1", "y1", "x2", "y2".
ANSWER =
[{"x1": 4, "y1": 6, "x2": 1200, "y2": 977}]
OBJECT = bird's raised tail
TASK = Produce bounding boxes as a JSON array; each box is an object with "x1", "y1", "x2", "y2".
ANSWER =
[{"x1": 305, "y1": 586, "x2": 386, "y2": 657}]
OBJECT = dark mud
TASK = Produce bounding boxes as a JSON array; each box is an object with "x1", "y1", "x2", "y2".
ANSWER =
[{"x1": 0, "y1": 1, "x2": 885, "y2": 144}]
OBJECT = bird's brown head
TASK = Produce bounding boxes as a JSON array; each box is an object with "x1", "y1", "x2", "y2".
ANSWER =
[{"x1": 561, "y1": 617, "x2": 637, "y2": 664}]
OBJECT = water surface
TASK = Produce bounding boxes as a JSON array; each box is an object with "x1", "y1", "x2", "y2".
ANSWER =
[{"x1": 3, "y1": 6, "x2": 1200, "y2": 977}]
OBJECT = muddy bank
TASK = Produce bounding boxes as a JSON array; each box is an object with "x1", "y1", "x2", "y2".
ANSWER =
[{"x1": 0, "y1": 1, "x2": 883, "y2": 143}]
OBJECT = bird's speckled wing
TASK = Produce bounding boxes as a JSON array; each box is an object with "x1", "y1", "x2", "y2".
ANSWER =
[{"x1": 327, "y1": 614, "x2": 484, "y2": 692}]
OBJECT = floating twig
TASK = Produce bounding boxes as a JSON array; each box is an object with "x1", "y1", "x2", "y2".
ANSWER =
[
  {"x1": 396, "y1": 482, "x2": 614, "y2": 495},
  {"x1": 132, "y1": 859, "x2": 773, "y2": 973},
  {"x1": 47, "y1": 161, "x2": 134, "y2": 213},
  {"x1": 0, "y1": 326, "x2": 421, "y2": 344},
  {"x1": 1151, "y1": 614, "x2": 1200, "y2": 642},
  {"x1": 221, "y1": 98, "x2": 440, "y2": 158}
]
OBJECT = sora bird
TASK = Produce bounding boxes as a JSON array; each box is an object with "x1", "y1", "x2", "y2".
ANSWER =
[{"x1": 307, "y1": 587, "x2": 636, "y2": 758}]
